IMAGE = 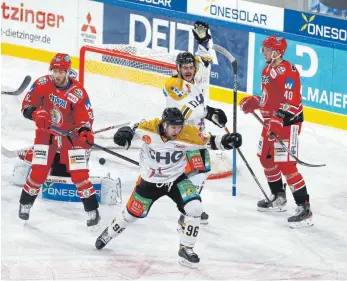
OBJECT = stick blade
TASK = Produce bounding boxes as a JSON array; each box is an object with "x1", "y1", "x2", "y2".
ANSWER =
[{"x1": 1, "y1": 75, "x2": 32, "y2": 96}]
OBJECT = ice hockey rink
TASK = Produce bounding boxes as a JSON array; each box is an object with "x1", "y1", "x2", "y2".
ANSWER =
[{"x1": 1, "y1": 55, "x2": 347, "y2": 280}]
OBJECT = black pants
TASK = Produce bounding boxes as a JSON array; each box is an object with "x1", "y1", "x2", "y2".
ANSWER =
[{"x1": 126, "y1": 174, "x2": 201, "y2": 218}]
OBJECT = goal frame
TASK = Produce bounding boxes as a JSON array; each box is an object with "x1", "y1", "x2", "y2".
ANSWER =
[{"x1": 79, "y1": 45, "x2": 176, "y2": 86}]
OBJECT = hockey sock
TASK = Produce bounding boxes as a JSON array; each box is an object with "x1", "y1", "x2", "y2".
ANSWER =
[
  {"x1": 107, "y1": 208, "x2": 137, "y2": 238},
  {"x1": 179, "y1": 216, "x2": 201, "y2": 248}
]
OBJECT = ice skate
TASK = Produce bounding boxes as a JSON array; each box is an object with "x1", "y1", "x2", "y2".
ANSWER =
[
  {"x1": 200, "y1": 211, "x2": 209, "y2": 225},
  {"x1": 95, "y1": 227, "x2": 113, "y2": 250},
  {"x1": 87, "y1": 209, "x2": 101, "y2": 231},
  {"x1": 18, "y1": 203, "x2": 32, "y2": 221},
  {"x1": 178, "y1": 245, "x2": 200, "y2": 268},
  {"x1": 257, "y1": 191, "x2": 287, "y2": 212},
  {"x1": 288, "y1": 202, "x2": 313, "y2": 228}
]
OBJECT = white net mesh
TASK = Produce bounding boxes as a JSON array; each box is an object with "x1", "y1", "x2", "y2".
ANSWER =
[{"x1": 81, "y1": 45, "x2": 176, "y2": 140}]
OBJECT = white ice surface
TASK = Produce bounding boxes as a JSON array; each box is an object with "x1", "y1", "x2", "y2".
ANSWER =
[{"x1": 1, "y1": 55, "x2": 347, "y2": 280}]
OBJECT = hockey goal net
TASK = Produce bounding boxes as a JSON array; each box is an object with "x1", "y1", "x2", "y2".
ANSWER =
[{"x1": 79, "y1": 45, "x2": 232, "y2": 179}]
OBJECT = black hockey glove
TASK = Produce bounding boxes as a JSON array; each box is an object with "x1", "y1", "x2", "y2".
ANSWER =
[
  {"x1": 114, "y1": 126, "x2": 134, "y2": 149},
  {"x1": 221, "y1": 133, "x2": 242, "y2": 149},
  {"x1": 205, "y1": 105, "x2": 228, "y2": 128},
  {"x1": 192, "y1": 21, "x2": 211, "y2": 45}
]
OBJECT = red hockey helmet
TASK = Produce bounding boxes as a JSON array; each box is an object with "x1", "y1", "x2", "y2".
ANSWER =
[
  {"x1": 49, "y1": 53, "x2": 71, "y2": 71},
  {"x1": 262, "y1": 36, "x2": 287, "y2": 56}
]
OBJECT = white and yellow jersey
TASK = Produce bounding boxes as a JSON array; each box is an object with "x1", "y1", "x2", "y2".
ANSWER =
[
  {"x1": 134, "y1": 118, "x2": 212, "y2": 183},
  {"x1": 163, "y1": 45, "x2": 212, "y2": 132}
]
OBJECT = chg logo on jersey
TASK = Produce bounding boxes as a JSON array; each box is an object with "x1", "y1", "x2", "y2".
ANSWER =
[
  {"x1": 49, "y1": 94, "x2": 67, "y2": 108},
  {"x1": 285, "y1": 78, "x2": 294, "y2": 89}
]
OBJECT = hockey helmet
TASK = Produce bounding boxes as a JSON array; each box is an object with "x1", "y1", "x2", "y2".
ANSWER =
[
  {"x1": 50, "y1": 53, "x2": 72, "y2": 71},
  {"x1": 162, "y1": 108, "x2": 184, "y2": 126},
  {"x1": 262, "y1": 36, "x2": 287, "y2": 56},
  {"x1": 176, "y1": 52, "x2": 196, "y2": 69}
]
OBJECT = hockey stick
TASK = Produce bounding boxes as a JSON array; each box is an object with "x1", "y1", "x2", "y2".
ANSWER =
[
  {"x1": 93, "y1": 121, "x2": 130, "y2": 134},
  {"x1": 50, "y1": 126, "x2": 139, "y2": 167},
  {"x1": 0, "y1": 122, "x2": 131, "y2": 158},
  {"x1": 1, "y1": 75, "x2": 32, "y2": 96},
  {"x1": 1, "y1": 145, "x2": 32, "y2": 158},
  {"x1": 212, "y1": 44, "x2": 238, "y2": 196},
  {"x1": 252, "y1": 112, "x2": 326, "y2": 167},
  {"x1": 224, "y1": 127, "x2": 270, "y2": 201}
]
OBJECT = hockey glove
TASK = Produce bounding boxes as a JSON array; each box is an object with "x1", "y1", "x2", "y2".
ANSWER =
[
  {"x1": 32, "y1": 108, "x2": 51, "y2": 130},
  {"x1": 78, "y1": 128, "x2": 94, "y2": 148},
  {"x1": 221, "y1": 133, "x2": 242, "y2": 149},
  {"x1": 267, "y1": 116, "x2": 283, "y2": 141},
  {"x1": 240, "y1": 96, "x2": 260, "y2": 114},
  {"x1": 192, "y1": 21, "x2": 211, "y2": 45},
  {"x1": 205, "y1": 105, "x2": 228, "y2": 128},
  {"x1": 114, "y1": 126, "x2": 134, "y2": 149}
]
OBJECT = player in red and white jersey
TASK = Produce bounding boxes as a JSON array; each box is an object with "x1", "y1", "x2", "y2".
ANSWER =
[
  {"x1": 18, "y1": 53, "x2": 101, "y2": 228},
  {"x1": 240, "y1": 36, "x2": 312, "y2": 228}
]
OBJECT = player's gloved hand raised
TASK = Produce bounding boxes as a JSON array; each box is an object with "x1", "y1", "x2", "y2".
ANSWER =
[
  {"x1": 78, "y1": 129, "x2": 94, "y2": 147},
  {"x1": 205, "y1": 105, "x2": 227, "y2": 128},
  {"x1": 192, "y1": 21, "x2": 211, "y2": 45},
  {"x1": 32, "y1": 107, "x2": 51, "y2": 130},
  {"x1": 114, "y1": 126, "x2": 134, "y2": 150},
  {"x1": 267, "y1": 116, "x2": 283, "y2": 141},
  {"x1": 221, "y1": 133, "x2": 242, "y2": 149},
  {"x1": 240, "y1": 96, "x2": 260, "y2": 114}
]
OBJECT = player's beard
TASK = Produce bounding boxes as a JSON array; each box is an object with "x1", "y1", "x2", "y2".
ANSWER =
[{"x1": 54, "y1": 75, "x2": 68, "y2": 87}]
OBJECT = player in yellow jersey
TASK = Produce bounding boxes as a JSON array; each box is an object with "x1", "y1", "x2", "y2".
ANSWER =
[
  {"x1": 95, "y1": 108, "x2": 242, "y2": 268},
  {"x1": 163, "y1": 21, "x2": 229, "y2": 225}
]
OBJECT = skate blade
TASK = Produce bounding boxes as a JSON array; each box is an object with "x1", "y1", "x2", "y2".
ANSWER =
[
  {"x1": 19, "y1": 219, "x2": 28, "y2": 226},
  {"x1": 288, "y1": 218, "x2": 314, "y2": 229},
  {"x1": 178, "y1": 257, "x2": 199, "y2": 269},
  {"x1": 258, "y1": 206, "x2": 287, "y2": 212},
  {"x1": 200, "y1": 220, "x2": 209, "y2": 225},
  {"x1": 88, "y1": 223, "x2": 101, "y2": 232}
]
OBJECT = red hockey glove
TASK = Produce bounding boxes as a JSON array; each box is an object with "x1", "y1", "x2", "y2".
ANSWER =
[
  {"x1": 267, "y1": 116, "x2": 283, "y2": 141},
  {"x1": 240, "y1": 96, "x2": 260, "y2": 114},
  {"x1": 78, "y1": 129, "x2": 94, "y2": 148},
  {"x1": 32, "y1": 108, "x2": 50, "y2": 129}
]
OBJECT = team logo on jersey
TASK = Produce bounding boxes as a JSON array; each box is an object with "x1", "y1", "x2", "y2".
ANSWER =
[
  {"x1": 51, "y1": 108, "x2": 63, "y2": 126},
  {"x1": 38, "y1": 77, "x2": 47, "y2": 85},
  {"x1": 68, "y1": 69, "x2": 78, "y2": 79},
  {"x1": 67, "y1": 93, "x2": 78, "y2": 104},
  {"x1": 262, "y1": 75, "x2": 270, "y2": 84},
  {"x1": 74, "y1": 89, "x2": 83, "y2": 98},
  {"x1": 285, "y1": 78, "x2": 295, "y2": 89},
  {"x1": 276, "y1": 66, "x2": 286, "y2": 75},
  {"x1": 171, "y1": 87, "x2": 187, "y2": 98},
  {"x1": 142, "y1": 135, "x2": 151, "y2": 144},
  {"x1": 49, "y1": 94, "x2": 67, "y2": 109},
  {"x1": 260, "y1": 89, "x2": 268, "y2": 106},
  {"x1": 270, "y1": 68, "x2": 277, "y2": 79}
]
